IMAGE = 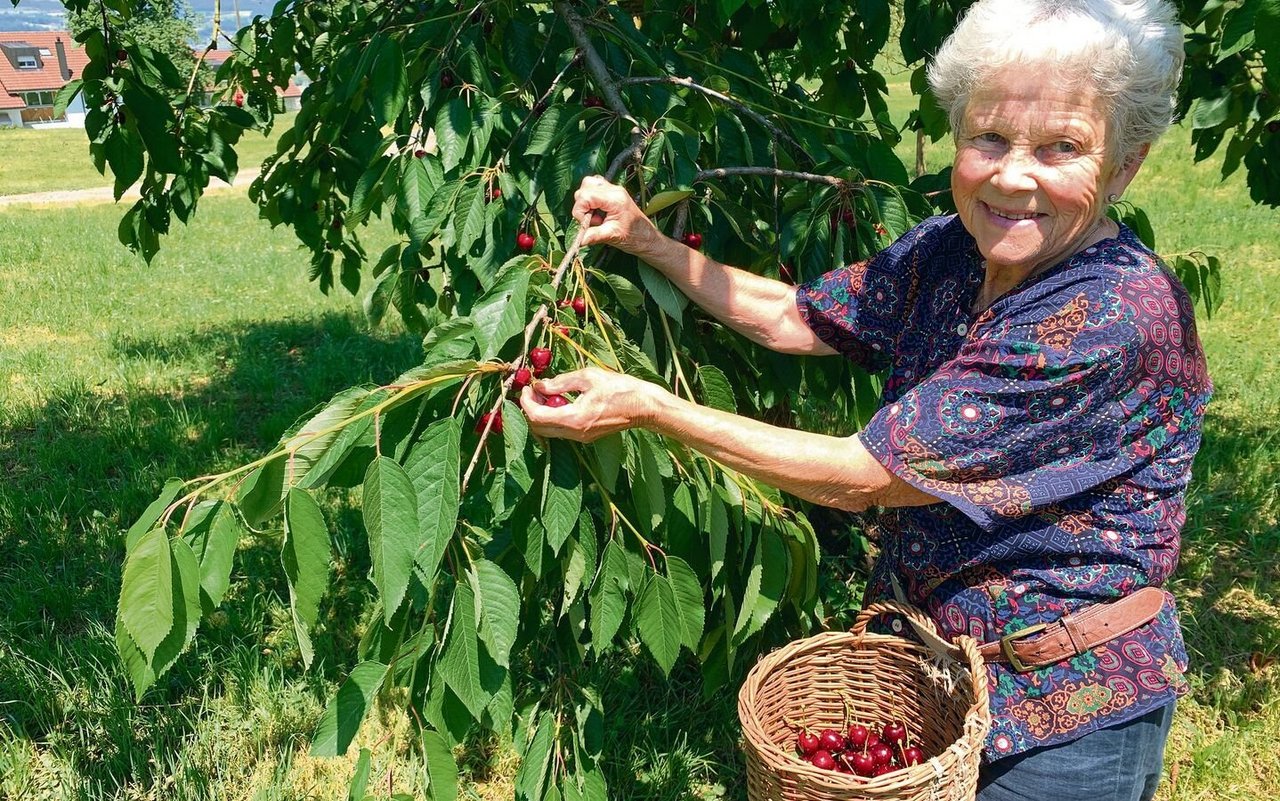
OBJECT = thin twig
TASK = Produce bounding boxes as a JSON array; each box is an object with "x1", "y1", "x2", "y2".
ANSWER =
[
  {"x1": 620, "y1": 75, "x2": 802, "y2": 152},
  {"x1": 694, "y1": 166, "x2": 850, "y2": 189}
]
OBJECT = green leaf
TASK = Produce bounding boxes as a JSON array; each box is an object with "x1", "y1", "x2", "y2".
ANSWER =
[
  {"x1": 589, "y1": 540, "x2": 628, "y2": 652},
  {"x1": 696, "y1": 364, "x2": 736, "y2": 412},
  {"x1": 643, "y1": 189, "x2": 693, "y2": 216},
  {"x1": 404, "y1": 417, "x2": 461, "y2": 585},
  {"x1": 349, "y1": 156, "x2": 394, "y2": 227},
  {"x1": 636, "y1": 573, "x2": 683, "y2": 675},
  {"x1": 471, "y1": 258, "x2": 532, "y2": 359},
  {"x1": 284, "y1": 387, "x2": 376, "y2": 484},
  {"x1": 1191, "y1": 92, "x2": 1232, "y2": 130},
  {"x1": 104, "y1": 126, "x2": 144, "y2": 200},
  {"x1": 666, "y1": 556, "x2": 705, "y2": 651},
  {"x1": 732, "y1": 528, "x2": 789, "y2": 645},
  {"x1": 126, "y1": 478, "x2": 183, "y2": 552},
  {"x1": 53, "y1": 79, "x2": 82, "y2": 118},
  {"x1": 516, "y1": 711, "x2": 556, "y2": 801},
  {"x1": 181, "y1": 500, "x2": 241, "y2": 610},
  {"x1": 310, "y1": 662, "x2": 389, "y2": 757},
  {"x1": 603, "y1": 273, "x2": 644, "y2": 313},
  {"x1": 439, "y1": 581, "x2": 488, "y2": 721},
  {"x1": 638, "y1": 262, "x2": 688, "y2": 321},
  {"x1": 707, "y1": 491, "x2": 728, "y2": 584},
  {"x1": 369, "y1": 35, "x2": 408, "y2": 126},
  {"x1": 363, "y1": 457, "x2": 420, "y2": 624},
  {"x1": 237, "y1": 456, "x2": 286, "y2": 526},
  {"x1": 422, "y1": 729, "x2": 459, "y2": 801},
  {"x1": 542, "y1": 441, "x2": 582, "y2": 554},
  {"x1": 348, "y1": 749, "x2": 373, "y2": 801},
  {"x1": 436, "y1": 98, "x2": 470, "y2": 173},
  {"x1": 283, "y1": 488, "x2": 332, "y2": 668},
  {"x1": 115, "y1": 536, "x2": 201, "y2": 700},
  {"x1": 119, "y1": 526, "x2": 173, "y2": 663},
  {"x1": 470, "y1": 560, "x2": 520, "y2": 668}
]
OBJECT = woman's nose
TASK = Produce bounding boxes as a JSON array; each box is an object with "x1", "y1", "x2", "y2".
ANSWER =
[{"x1": 989, "y1": 150, "x2": 1039, "y2": 194}]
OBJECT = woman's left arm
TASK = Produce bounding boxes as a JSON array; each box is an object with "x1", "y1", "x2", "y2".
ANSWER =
[{"x1": 519, "y1": 367, "x2": 939, "y2": 512}]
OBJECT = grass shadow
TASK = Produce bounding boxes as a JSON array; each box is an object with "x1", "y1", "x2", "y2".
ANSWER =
[
  {"x1": 0, "y1": 312, "x2": 421, "y2": 796},
  {"x1": 1174, "y1": 412, "x2": 1280, "y2": 718}
]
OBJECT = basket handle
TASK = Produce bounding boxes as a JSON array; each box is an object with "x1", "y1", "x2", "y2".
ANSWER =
[{"x1": 851, "y1": 600, "x2": 964, "y2": 662}]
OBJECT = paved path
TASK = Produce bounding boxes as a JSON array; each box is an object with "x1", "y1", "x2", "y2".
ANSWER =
[{"x1": 0, "y1": 172, "x2": 252, "y2": 208}]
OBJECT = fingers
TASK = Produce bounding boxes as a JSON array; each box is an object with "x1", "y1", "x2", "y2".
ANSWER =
[{"x1": 531, "y1": 368, "x2": 594, "y2": 396}]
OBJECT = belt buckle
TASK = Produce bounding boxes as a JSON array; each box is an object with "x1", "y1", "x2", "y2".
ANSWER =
[{"x1": 1000, "y1": 623, "x2": 1048, "y2": 672}]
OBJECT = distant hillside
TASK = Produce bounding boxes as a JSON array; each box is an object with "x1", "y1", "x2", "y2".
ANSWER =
[{"x1": 0, "y1": 0, "x2": 277, "y2": 41}]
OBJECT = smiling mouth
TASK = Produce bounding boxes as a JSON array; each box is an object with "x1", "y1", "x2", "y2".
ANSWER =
[{"x1": 984, "y1": 202, "x2": 1043, "y2": 222}]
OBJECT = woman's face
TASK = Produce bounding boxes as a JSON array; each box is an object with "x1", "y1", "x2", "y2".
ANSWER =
[{"x1": 951, "y1": 70, "x2": 1136, "y2": 274}]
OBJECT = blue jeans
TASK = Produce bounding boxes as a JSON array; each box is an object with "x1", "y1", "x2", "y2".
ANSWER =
[{"x1": 977, "y1": 702, "x2": 1176, "y2": 801}]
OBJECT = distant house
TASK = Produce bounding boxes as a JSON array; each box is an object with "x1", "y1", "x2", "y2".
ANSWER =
[
  {"x1": 0, "y1": 33, "x2": 305, "y2": 129},
  {"x1": 0, "y1": 32, "x2": 89, "y2": 127}
]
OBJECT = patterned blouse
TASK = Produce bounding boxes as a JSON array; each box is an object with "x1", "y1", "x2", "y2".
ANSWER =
[{"x1": 795, "y1": 214, "x2": 1212, "y2": 760}]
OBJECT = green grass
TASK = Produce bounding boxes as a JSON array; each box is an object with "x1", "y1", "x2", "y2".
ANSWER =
[
  {"x1": 0, "y1": 81, "x2": 1277, "y2": 801},
  {"x1": 0, "y1": 114, "x2": 293, "y2": 197}
]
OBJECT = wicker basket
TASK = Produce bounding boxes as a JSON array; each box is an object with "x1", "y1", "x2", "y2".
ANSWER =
[{"x1": 738, "y1": 601, "x2": 991, "y2": 801}]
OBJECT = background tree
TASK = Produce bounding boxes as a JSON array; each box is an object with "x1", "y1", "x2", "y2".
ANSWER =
[
  {"x1": 20, "y1": 1, "x2": 1276, "y2": 799},
  {"x1": 67, "y1": 0, "x2": 204, "y2": 87}
]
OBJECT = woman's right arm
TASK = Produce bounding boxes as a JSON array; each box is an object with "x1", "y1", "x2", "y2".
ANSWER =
[{"x1": 573, "y1": 176, "x2": 836, "y2": 356}]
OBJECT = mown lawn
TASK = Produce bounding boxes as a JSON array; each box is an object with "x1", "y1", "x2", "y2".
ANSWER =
[
  {"x1": 0, "y1": 91, "x2": 1276, "y2": 800},
  {"x1": 0, "y1": 113, "x2": 293, "y2": 197}
]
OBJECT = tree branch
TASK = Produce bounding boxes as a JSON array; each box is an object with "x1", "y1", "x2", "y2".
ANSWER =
[
  {"x1": 555, "y1": 2, "x2": 644, "y2": 181},
  {"x1": 620, "y1": 75, "x2": 802, "y2": 153},
  {"x1": 694, "y1": 166, "x2": 851, "y2": 189}
]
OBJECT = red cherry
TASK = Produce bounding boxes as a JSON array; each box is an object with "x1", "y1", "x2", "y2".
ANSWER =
[
  {"x1": 413, "y1": 148, "x2": 427, "y2": 158},
  {"x1": 873, "y1": 763, "x2": 897, "y2": 776},
  {"x1": 810, "y1": 751, "x2": 836, "y2": 771},
  {"x1": 902, "y1": 745, "x2": 924, "y2": 766},
  {"x1": 487, "y1": 186, "x2": 501, "y2": 201},
  {"x1": 1268, "y1": 120, "x2": 1280, "y2": 134},
  {"x1": 570, "y1": 297, "x2": 587, "y2": 317},
  {"x1": 440, "y1": 71, "x2": 455, "y2": 88},
  {"x1": 847, "y1": 724, "x2": 868, "y2": 748},
  {"x1": 796, "y1": 731, "x2": 820, "y2": 756},
  {"x1": 516, "y1": 232, "x2": 536, "y2": 252},
  {"x1": 115, "y1": 48, "x2": 128, "y2": 62},
  {"x1": 233, "y1": 91, "x2": 245, "y2": 108},
  {"x1": 531, "y1": 99, "x2": 547, "y2": 118},
  {"x1": 870, "y1": 743, "x2": 893, "y2": 766},
  {"x1": 681, "y1": 232, "x2": 702, "y2": 250},
  {"x1": 589, "y1": 208, "x2": 607, "y2": 227},
  {"x1": 332, "y1": 217, "x2": 343, "y2": 229},
  {"x1": 583, "y1": 95, "x2": 604, "y2": 108},
  {"x1": 511, "y1": 367, "x2": 532, "y2": 389},
  {"x1": 474, "y1": 410, "x2": 503, "y2": 434},
  {"x1": 542, "y1": 393, "x2": 570, "y2": 407},
  {"x1": 818, "y1": 729, "x2": 845, "y2": 753},
  {"x1": 865, "y1": 732, "x2": 882, "y2": 749},
  {"x1": 850, "y1": 751, "x2": 876, "y2": 776},
  {"x1": 882, "y1": 722, "x2": 907, "y2": 745},
  {"x1": 529, "y1": 347, "x2": 553, "y2": 369}
]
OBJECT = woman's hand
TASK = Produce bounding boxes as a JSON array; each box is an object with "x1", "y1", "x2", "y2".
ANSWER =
[
  {"x1": 572, "y1": 175, "x2": 664, "y2": 259},
  {"x1": 518, "y1": 366, "x2": 659, "y2": 443}
]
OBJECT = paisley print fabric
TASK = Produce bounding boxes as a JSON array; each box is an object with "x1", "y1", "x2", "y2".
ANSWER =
[{"x1": 795, "y1": 215, "x2": 1212, "y2": 761}]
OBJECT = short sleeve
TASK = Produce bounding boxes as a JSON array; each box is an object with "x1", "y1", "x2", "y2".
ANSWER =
[
  {"x1": 858, "y1": 279, "x2": 1145, "y2": 532},
  {"x1": 796, "y1": 217, "x2": 947, "y2": 372}
]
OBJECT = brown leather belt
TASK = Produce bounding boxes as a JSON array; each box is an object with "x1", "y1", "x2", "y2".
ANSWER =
[{"x1": 978, "y1": 586, "x2": 1166, "y2": 672}]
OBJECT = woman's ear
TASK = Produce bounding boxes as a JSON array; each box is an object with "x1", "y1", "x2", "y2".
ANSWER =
[{"x1": 1107, "y1": 143, "x2": 1151, "y2": 200}]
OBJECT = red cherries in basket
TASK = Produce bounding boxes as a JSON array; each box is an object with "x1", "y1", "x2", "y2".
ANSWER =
[{"x1": 793, "y1": 718, "x2": 927, "y2": 778}]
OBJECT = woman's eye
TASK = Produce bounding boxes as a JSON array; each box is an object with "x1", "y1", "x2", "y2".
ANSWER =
[
  {"x1": 976, "y1": 132, "x2": 1004, "y2": 145},
  {"x1": 1046, "y1": 141, "x2": 1078, "y2": 155}
]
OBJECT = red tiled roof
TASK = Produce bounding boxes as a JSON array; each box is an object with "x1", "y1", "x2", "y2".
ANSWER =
[
  {"x1": 0, "y1": 78, "x2": 25, "y2": 109},
  {"x1": 0, "y1": 31, "x2": 89, "y2": 93},
  {"x1": 203, "y1": 48, "x2": 237, "y2": 67}
]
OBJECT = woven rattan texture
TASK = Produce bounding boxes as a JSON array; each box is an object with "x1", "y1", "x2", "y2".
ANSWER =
[{"x1": 738, "y1": 602, "x2": 990, "y2": 801}]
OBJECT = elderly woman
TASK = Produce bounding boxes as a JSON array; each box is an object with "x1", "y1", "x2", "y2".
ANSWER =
[{"x1": 520, "y1": 0, "x2": 1209, "y2": 798}]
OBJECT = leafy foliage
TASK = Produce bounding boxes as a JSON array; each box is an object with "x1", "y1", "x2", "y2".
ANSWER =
[{"x1": 72, "y1": 0, "x2": 1273, "y2": 798}]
